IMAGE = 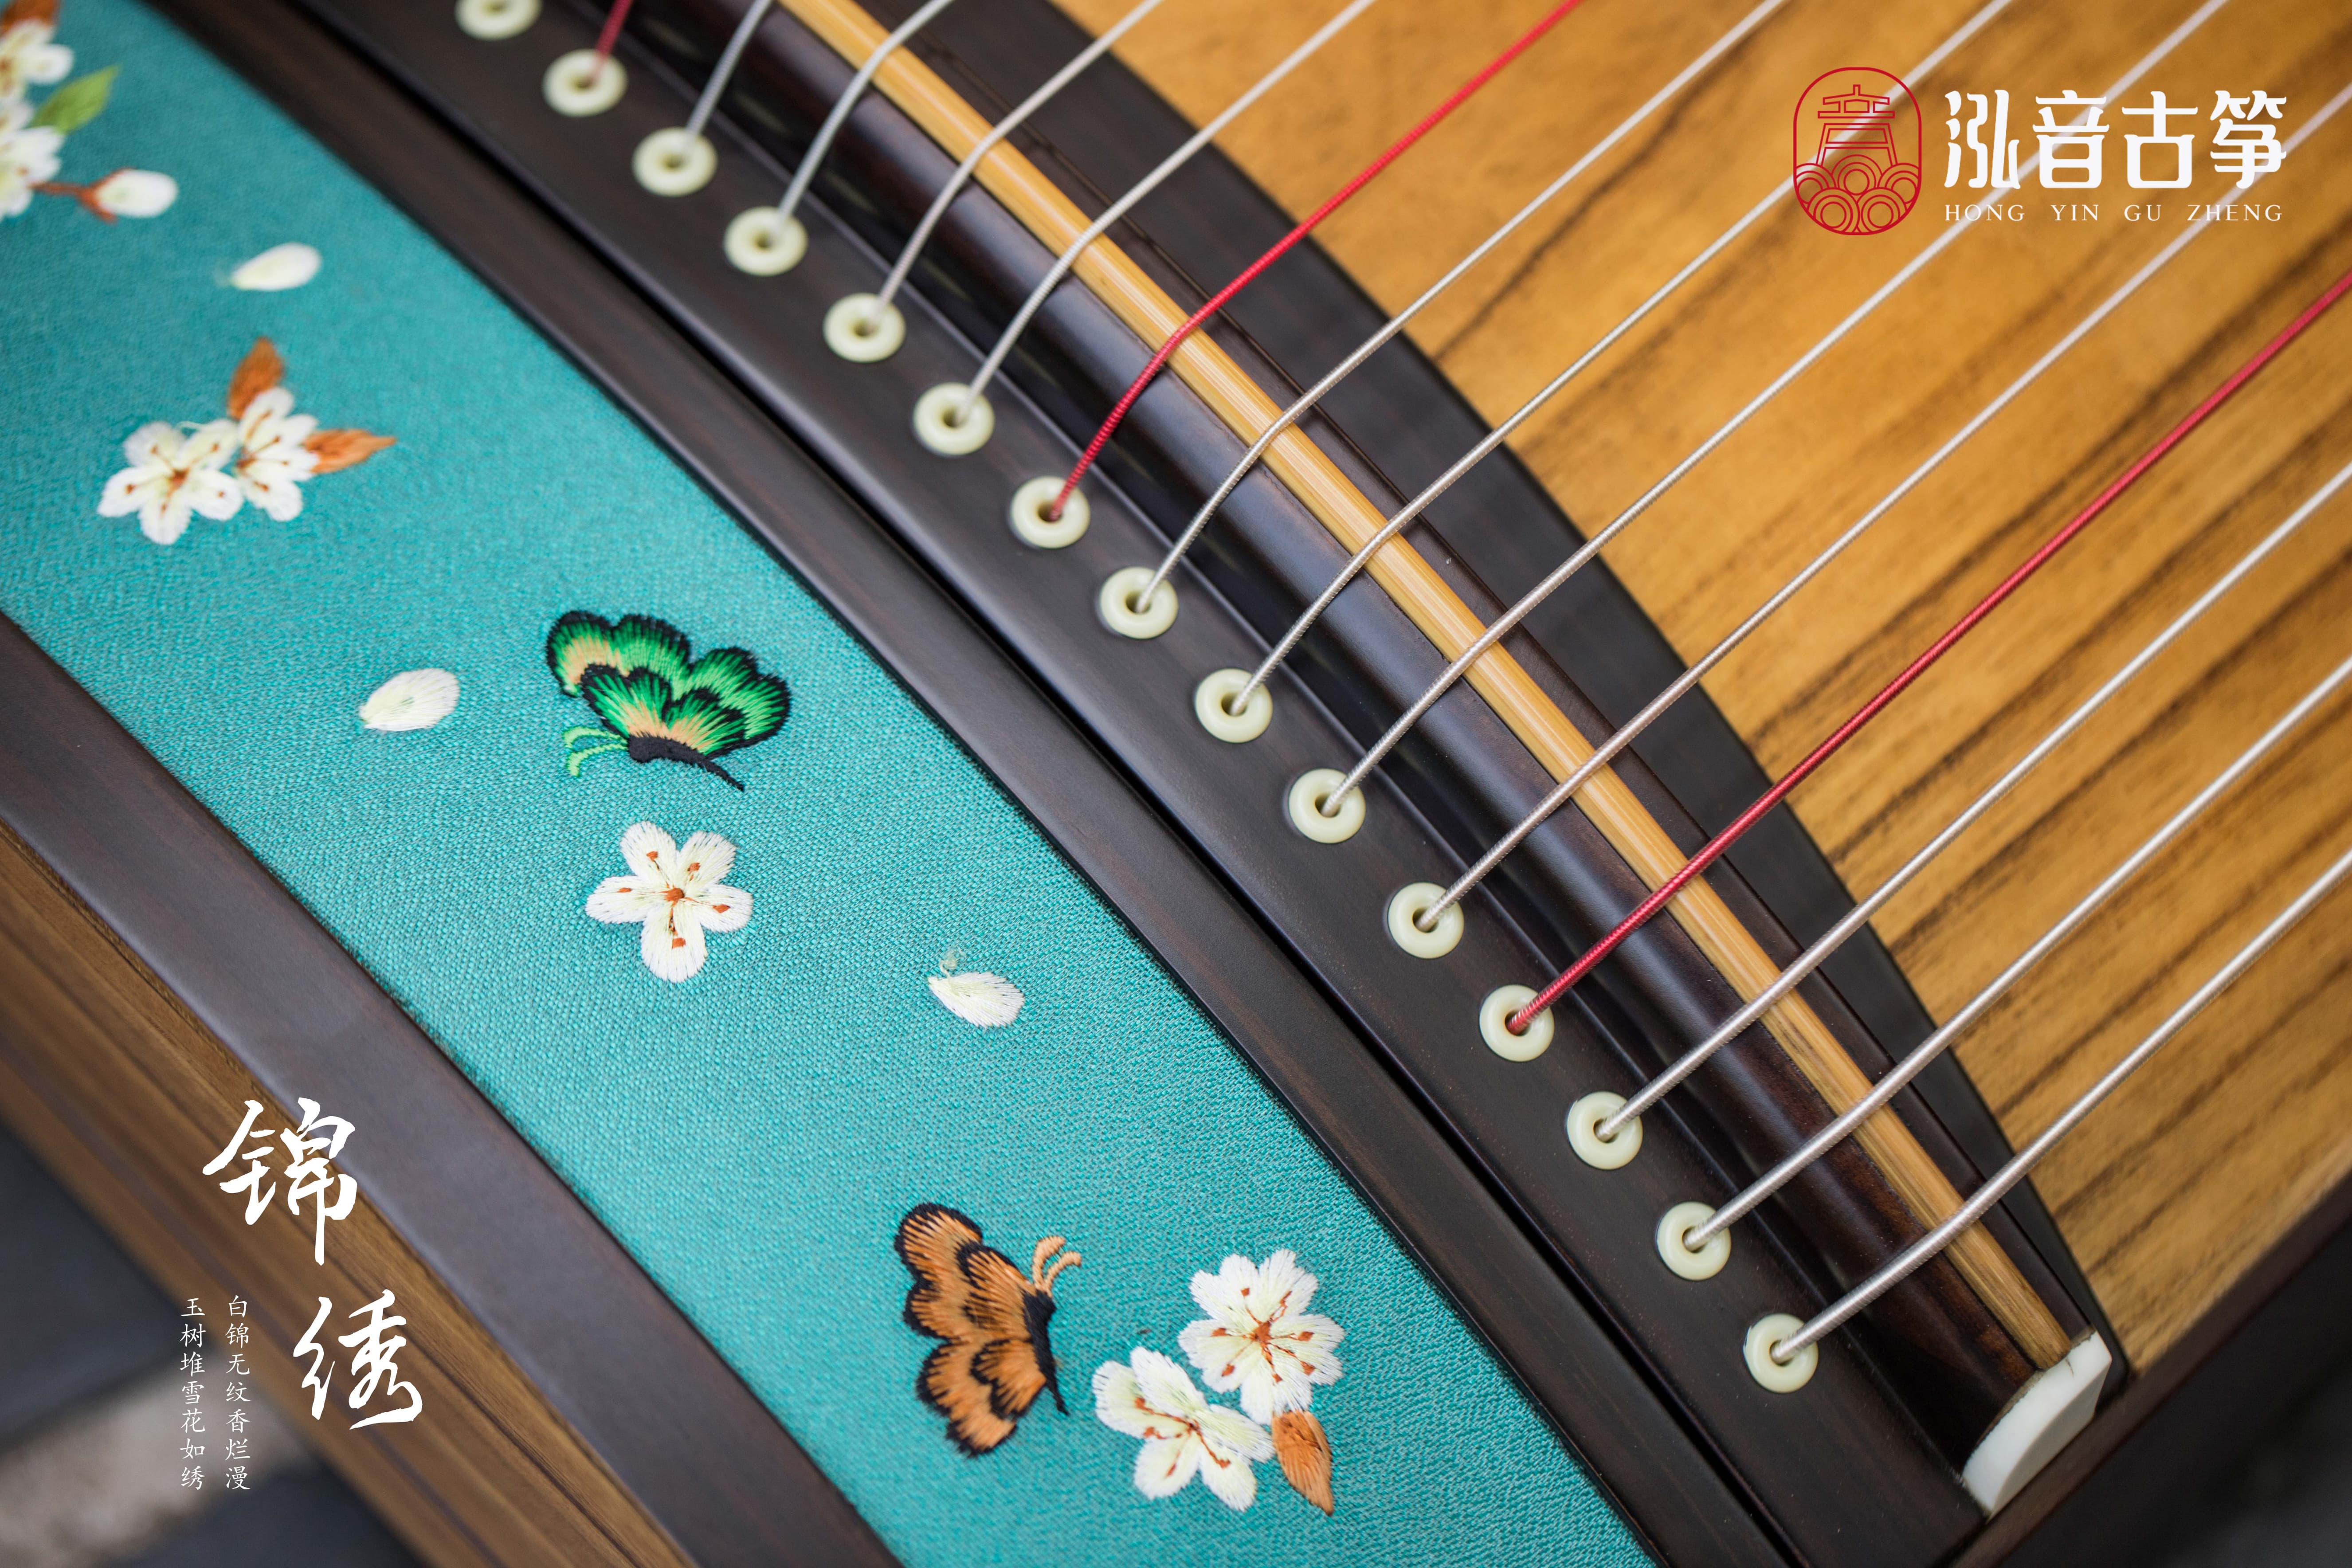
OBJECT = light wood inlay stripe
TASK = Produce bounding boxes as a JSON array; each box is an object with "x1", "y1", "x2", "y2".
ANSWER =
[
  {"x1": 1047, "y1": 0, "x2": 2352, "y2": 1362},
  {"x1": 781, "y1": 0, "x2": 2071, "y2": 1365}
]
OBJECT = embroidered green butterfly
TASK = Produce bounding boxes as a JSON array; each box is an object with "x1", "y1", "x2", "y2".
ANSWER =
[{"x1": 545, "y1": 612, "x2": 791, "y2": 790}]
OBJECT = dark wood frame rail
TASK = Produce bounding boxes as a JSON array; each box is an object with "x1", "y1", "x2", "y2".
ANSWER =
[
  {"x1": 0, "y1": 0, "x2": 2338, "y2": 1562},
  {"x1": 261, "y1": 2, "x2": 2065, "y2": 1559},
  {"x1": 5, "y1": 1, "x2": 1764, "y2": 1563}
]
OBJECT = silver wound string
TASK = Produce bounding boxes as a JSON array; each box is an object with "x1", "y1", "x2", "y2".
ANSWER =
[
  {"x1": 951, "y1": 0, "x2": 1382, "y2": 424},
  {"x1": 774, "y1": 0, "x2": 962, "y2": 229},
  {"x1": 1298, "y1": 0, "x2": 2229, "y2": 815},
  {"x1": 1224, "y1": 0, "x2": 2025, "y2": 719},
  {"x1": 685, "y1": 0, "x2": 773, "y2": 140},
  {"x1": 1663, "y1": 457, "x2": 2352, "y2": 1188},
  {"x1": 1433, "y1": 79, "x2": 2352, "y2": 935},
  {"x1": 1773, "y1": 831, "x2": 2352, "y2": 1365},
  {"x1": 1131, "y1": 0, "x2": 1796, "y2": 609},
  {"x1": 868, "y1": 0, "x2": 1172, "y2": 319}
]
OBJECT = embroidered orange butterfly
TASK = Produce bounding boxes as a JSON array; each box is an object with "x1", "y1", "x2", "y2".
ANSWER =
[{"x1": 896, "y1": 1203, "x2": 1080, "y2": 1455}]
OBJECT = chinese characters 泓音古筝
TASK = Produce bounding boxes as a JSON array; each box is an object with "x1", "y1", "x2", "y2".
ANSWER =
[{"x1": 1945, "y1": 89, "x2": 2285, "y2": 191}]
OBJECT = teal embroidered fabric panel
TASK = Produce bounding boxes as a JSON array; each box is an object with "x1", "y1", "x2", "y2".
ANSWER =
[{"x1": 0, "y1": 3, "x2": 1650, "y2": 1563}]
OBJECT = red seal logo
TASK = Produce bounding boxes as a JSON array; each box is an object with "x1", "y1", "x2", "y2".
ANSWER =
[{"x1": 1793, "y1": 68, "x2": 1921, "y2": 235}]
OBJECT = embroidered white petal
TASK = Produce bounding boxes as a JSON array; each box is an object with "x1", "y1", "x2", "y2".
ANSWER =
[
  {"x1": 584, "y1": 875, "x2": 663, "y2": 924},
  {"x1": 1257, "y1": 1248, "x2": 1319, "y2": 1313},
  {"x1": 236, "y1": 385, "x2": 298, "y2": 443},
  {"x1": 927, "y1": 968, "x2": 1023, "y2": 1028},
  {"x1": 1091, "y1": 1358, "x2": 1164, "y2": 1443},
  {"x1": 229, "y1": 242, "x2": 322, "y2": 291},
  {"x1": 673, "y1": 829, "x2": 736, "y2": 896},
  {"x1": 92, "y1": 169, "x2": 176, "y2": 218},
  {"x1": 180, "y1": 419, "x2": 243, "y2": 470},
  {"x1": 184, "y1": 468, "x2": 244, "y2": 522},
  {"x1": 0, "y1": 20, "x2": 72, "y2": 98},
  {"x1": 96, "y1": 465, "x2": 160, "y2": 518},
  {"x1": 141, "y1": 493, "x2": 192, "y2": 546},
  {"x1": 1196, "y1": 1435, "x2": 1261, "y2": 1512},
  {"x1": 239, "y1": 461, "x2": 310, "y2": 521},
  {"x1": 616, "y1": 821, "x2": 679, "y2": 878},
  {"x1": 640, "y1": 899, "x2": 707, "y2": 982},
  {"x1": 1095, "y1": 1349, "x2": 1270, "y2": 1509},
  {"x1": 1273, "y1": 1311, "x2": 1346, "y2": 1385},
  {"x1": 1177, "y1": 1317, "x2": 1235, "y2": 1376},
  {"x1": 1134, "y1": 1350, "x2": 1210, "y2": 1424},
  {"x1": 358, "y1": 668, "x2": 459, "y2": 732},
  {"x1": 0, "y1": 101, "x2": 61, "y2": 220},
  {"x1": 692, "y1": 884, "x2": 752, "y2": 933},
  {"x1": 1132, "y1": 1434, "x2": 1202, "y2": 1501},
  {"x1": 1200, "y1": 1402, "x2": 1275, "y2": 1462},
  {"x1": 120, "y1": 420, "x2": 179, "y2": 469}
]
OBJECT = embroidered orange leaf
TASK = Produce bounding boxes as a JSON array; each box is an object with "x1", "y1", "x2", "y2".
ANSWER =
[
  {"x1": 2, "y1": 0, "x2": 63, "y2": 30},
  {"x1": 226, "y1": 337, "x2": 284, "y2": 419},
  {"x1": 1271, "y1": 1410, "x2": 1335, "y2": 1515},
  {"x1": 304, "y1": 429, "x2": 396, "y2": 474}
]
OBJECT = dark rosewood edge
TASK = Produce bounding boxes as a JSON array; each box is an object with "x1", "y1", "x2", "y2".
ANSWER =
[
  {"x1": 1955, "y1": 1174, "x2": 2352, "y2": 1567},
  {"x1": 54, "y1": 1, "x2": 1780, "y2": 1564},
  {"x1": 141, "y1": 2, "x2": 2352, "y2": 1564},
  {"x1": 861, "y1": 0, "x2": 2113, "y2": 1372}
]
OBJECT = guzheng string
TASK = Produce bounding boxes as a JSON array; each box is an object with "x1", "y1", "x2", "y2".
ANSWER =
[
  {"x1": 1424, "y1": 81, "x2": 2352, "y2": 939},
  {"x1": 592, "y1": 0, "x2": 638, "y2": 65},
  {"x1": 626, "y1": 0, "x2": 782, "y2": 195},
  {"x1": 1046, "y1": 0, "x2": 1595, "y2": 521},
  {"x1": 1774, "y1": 825, "x2": 2352, "y2": 1366},
  {"x1": 1663, "y1": 455, "x2": 2352, "y2": 1232},
  {"x1": 1204, "y1": 0, "x2": 2038, "y2": 722},
  {"x1": 683, "y1": 0, "x2": 776, "y2": 142},
  {"x1": 941, "y1": 0, "x2": 1383, "y2": 434},
  {"x1": 833, "y1": 0, "x2": 1175, "y2": 352},
  {"x1": 1621, "y1": 452, "x2": 2352, "y2": 1164},
  {"x1": 1513, "y1": 256, "x2": 2352, "y2": 1034},
  {"x1": 720, "y1": 0, "x2": 962, "y2": 259},
  {"x1": 1116, "y1": 0, "x2": 1794, "y2": 621},
  {"x1": 1298, "y1": 0, "x2": 2230, "y2": 828}
]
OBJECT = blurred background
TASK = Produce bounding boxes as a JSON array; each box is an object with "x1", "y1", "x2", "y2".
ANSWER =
[{"x1": 0, "y1": 1125, "x2": 413, "y2": 1567}]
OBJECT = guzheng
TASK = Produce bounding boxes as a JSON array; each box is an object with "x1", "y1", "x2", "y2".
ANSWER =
[{"x1": 3, "y1": 0, "x2": 2347, "y2": 1562}]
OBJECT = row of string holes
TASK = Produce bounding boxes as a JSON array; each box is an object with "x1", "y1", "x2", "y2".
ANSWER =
[
  {"x1": 447, "y1": 0, "x2": 1786, "y2": 1381},
  {"x1": 457, "y1": 0, "x2": 1417, "y2": 880}
]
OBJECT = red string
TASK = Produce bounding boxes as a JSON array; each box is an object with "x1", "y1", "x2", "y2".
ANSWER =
[
  {"x1": 1045, "y1": 0, "x2": 1589, "y2": 520},
  {"x1": 1508, "y1": 259, "x2": 2352, "y2": 1034},
  {"x1": 594, "y1": 0, "x2": 638, "y2": 61}
]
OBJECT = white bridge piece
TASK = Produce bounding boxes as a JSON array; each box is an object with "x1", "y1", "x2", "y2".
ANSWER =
[{"x1": 1963, "y1": 1333, "x2": 2114, "y2": 1513}]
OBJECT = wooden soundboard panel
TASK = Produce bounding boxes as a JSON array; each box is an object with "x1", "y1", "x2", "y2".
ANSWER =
[{"x1": 1050, "y1": 0, "x2": 2352, "y2": 1364}]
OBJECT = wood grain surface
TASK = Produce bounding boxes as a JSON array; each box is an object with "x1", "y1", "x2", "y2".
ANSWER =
[
  {"x1": 0, "y1": 821, "x2": 694, "y2": 1568},
  {"x1": 784, "y1": 0, "x2": 2074, "y2": 1368},
  {"x1": 1045, "y1": 0, "x2": 2352, "y2": 1363}
]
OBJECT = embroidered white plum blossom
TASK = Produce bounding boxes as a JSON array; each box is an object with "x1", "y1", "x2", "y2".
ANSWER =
[
  {"x1": 359, "y1": 669, "x2": 459, "y2": 733},
  {"x1": 926, "y1": 950, "x2": 1022, "y2": 1027},
  {"x1": 96, "y1": 340, "x2": 392, "y2": 546},
  {"x1": 229, "y1": 241, "x2": 320, "y2": 291},
  {"x1": 90, "y1": 166, "x2": 173, "y2": 216},
  {"x1": 0, "y1": 98, "x2": 61, "y2": 219},
  {"x1": 1177, "y1": 1249, "x2": 1345, "y2": 1424},
  {"x1": 1092, "y1": 1348, "x2": 1272, "y2": 1511},
  {"x1": 585, "y1": 822, "x2": 751, "y2": 982},
  {"x1": 233, "y1": 385, "x2": 320, "y2": 520},
  {"x1": 97, "y1": 419, "x2": 242, "y2": 545},
  {"x1": 0, "y1": 18, "x2": 71, "y2": 106}
]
